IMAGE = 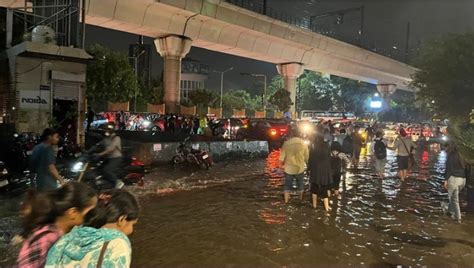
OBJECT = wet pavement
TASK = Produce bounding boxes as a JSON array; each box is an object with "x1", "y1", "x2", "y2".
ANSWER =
[
  {"x1": 1, "y1": 146, "x2": 473, "y2": 267},
  {"x1": 130, "y1": 146, "x2": 474, "y2": 267}
]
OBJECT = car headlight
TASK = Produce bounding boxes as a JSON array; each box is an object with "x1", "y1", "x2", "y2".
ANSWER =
[
  {"x1": 142, "y1": 120, "x2": 151, "y2": 127},
  {"x1": 72, "y1": 162, "x2": 84, "y2": 172},
  {"x1": 442, "y1": 136, "x2": 448, "y2": 141}
]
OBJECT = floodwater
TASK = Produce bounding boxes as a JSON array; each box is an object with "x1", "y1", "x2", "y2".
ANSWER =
[
  {"x1": 0, "y1": 145, "x2": 473, "y2": 267},
  {"x1": 130, "y1": 146, "x2": 474, "y2": 267}
]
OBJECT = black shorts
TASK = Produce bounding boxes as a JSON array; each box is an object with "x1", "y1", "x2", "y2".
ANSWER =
[
  {"x1": 397, "y1": 155, "x2": 409, "y2": 170},
  {"x1": 311, "y1": 183, "x2": 330, "y2": 198}
]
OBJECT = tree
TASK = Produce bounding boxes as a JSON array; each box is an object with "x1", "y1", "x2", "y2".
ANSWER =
[
  {"x1": 188, "y1": 89, "x2": 219, "y2": 108},
  {"x1": 297, "y1": 71, "x2": 337, "y2": 112},
  {"x1": 86, "y1": 44, "x2": 139, "y2": 103},
  {"x1": 269, "y1": 88, "x2": 293, "y2": 112},
  {"x1": 222, "y1": 90, "x2": 248, "y2": 110},
  {"x1": 141, "y1": 76, "x2": 164, "y2": 104},
  {"x1": 331, "y1": 76, "x2": 375, "y2": 116},
  {"x1": 410, "y1": 33, "x2": 474, "y2": 121}
]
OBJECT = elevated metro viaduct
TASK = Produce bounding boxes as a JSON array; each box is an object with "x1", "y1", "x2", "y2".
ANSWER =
[{"x1": 1, "y1": 0, "x2": 418, "y2": 114}]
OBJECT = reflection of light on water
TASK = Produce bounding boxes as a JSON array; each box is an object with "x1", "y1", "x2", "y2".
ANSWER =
[
  {"x1": 417, "y1": 150, "x2": 430, "y2": 181},
  {"x1": 258, "y1": 207, "x2": 286, "y2": 225},
  {"x1": 434, "y1": 149, "x2": 447, "y2": 175},
  {"x1": 259, "y1": 149, "x2": 287, "y2": 225}
]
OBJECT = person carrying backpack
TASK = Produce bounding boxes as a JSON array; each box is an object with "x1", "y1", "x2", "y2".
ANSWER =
[{"x1": 372, "y1": 131, "x2": 387, "y2": 178}]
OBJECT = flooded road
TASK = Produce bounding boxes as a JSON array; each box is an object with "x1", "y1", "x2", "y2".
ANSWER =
[
  {"x1": 131, "y1": 148, "x2": 474, "y2": 267},
  {"x1": 0, "y1": 146, "x2": 473, "y2": 267}
]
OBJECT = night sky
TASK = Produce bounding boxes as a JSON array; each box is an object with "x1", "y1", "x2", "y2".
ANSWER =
[{"x1": 86, "y1": 0, "x2": 474, "y2": 93}]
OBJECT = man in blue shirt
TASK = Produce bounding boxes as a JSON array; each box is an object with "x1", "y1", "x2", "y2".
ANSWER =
[{"x1": 30, "y1": 128, "x2": 65, "y2": 191}]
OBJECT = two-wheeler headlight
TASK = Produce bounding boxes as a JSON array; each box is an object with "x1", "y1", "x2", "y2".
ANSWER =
[{"x1": 72, "y1": 162, "x2": 84, "y2": 172}]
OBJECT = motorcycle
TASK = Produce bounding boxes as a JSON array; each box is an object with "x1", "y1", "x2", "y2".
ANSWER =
[
  {"x1": 10, "y1": 133, "x2": 39, "y2": 172},
  {"x1": 172, "y1": 137, "x2": 212, "y2": 170},
  {"x1": 57, "y1": 133, "x2": 82, "y2": 161},
  {"x1": 68, "y1": 144, "x2": 145, "y2": 191},
  {"x1": 0, "y1": 161, "x2": 32, "y2": 195}
]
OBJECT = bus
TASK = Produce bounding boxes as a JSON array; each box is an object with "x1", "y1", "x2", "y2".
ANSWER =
[{"x1": 299, "y1": 110, "x2": 356, "y2": 122}]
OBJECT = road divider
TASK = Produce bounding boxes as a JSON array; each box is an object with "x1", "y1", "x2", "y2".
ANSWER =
[{"x1": 123, "y1": 140, "x2": 269, "y2": 166}]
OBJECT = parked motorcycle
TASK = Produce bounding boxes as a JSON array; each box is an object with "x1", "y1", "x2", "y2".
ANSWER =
[
  {"x1": 68, "y1": 144, "x2": 145, "y2": 191},
  {"x1": 57, "y1": 133, "x2": 82, "y2": 161},
  {"x1": 10, "y1": 133, "x2": 39, "y2": 172},
  {"x1": 0, "y1": 161, "x2": 32, "y2": 196},
  {"x1": 172, "y1": 137, "x2": 212, "y2": 170}
]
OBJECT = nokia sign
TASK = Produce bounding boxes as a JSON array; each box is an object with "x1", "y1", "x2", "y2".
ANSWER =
[
  {"x1": 19, "y1": 90, "x2": 50, "y2": 110},
  {"x1": 21, "y1": 96, "x2": 48, "y2": 104}
]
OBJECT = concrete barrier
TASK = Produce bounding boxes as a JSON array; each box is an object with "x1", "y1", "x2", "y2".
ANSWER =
[{"x1": 123, "y1": 139, "x2": 269, "y2": 166}]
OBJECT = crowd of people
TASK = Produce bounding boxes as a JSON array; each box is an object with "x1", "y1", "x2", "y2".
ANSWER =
[
  {"x1": 14, "y1": 182, "x2": 139, "y2": 268},
  {"x1": 87, "y1": 108, "x2": 213, "y2": 135},
  {"x1": 280, "y1": 122, "x2": 468, "y2": 223}
]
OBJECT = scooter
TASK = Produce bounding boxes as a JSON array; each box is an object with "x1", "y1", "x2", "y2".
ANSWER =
[
  {"x1": 68, "y1": 145, "x2": 145, "y2": 191},
  {"x1": 172, "y1": 137, "x2": 212, "y2": 170}
]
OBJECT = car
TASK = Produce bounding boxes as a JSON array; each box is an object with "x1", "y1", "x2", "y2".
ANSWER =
[
  {"x1": 85, "y1": 114, "x2": 110, "y2": 130},
  {"x1": 241, "y1": 118, "x2": 290, "y2": 141}
]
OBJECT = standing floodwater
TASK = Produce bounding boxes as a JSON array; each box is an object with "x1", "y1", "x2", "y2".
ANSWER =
[
  {"x1": 0, "y1": 148, "x2": 472, "y2": 267},
  {"x1": 130, "y1": 148, "x2": 474, "y2": 267}
]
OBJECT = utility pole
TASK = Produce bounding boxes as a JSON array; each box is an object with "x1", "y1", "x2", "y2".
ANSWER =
[
  {"x1": 130, "y1": 49, "x2": 146, "y2": 112},
  {"x1": 213, "y1": 67, "x2": 234, "y2": 109},
  {"x1": 405, "y1": 22, "x2": 411, "y2": 62}
]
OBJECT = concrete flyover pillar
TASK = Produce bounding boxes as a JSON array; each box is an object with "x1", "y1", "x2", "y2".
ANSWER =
[
  {"x1": 155, "y1": 35, "x2": 192, "y2": 113},
  {"x1": 276, "y1": 62, "x2": 304, "y2": 116}
]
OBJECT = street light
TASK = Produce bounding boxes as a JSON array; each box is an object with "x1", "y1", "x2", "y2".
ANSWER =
[
  {"x1": 213, "y1": 67, "x2": 234, "y2": 109},
  {"x1": 241, "y1": 73, "x2": 267, "y2": 111},
  {"x1": 129, "y1": 49, "x2": 146, "y2": 112}
]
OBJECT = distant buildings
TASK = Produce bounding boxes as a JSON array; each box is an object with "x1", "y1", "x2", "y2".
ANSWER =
[{"x1": 180, "y1": 58, "x2": 209, "y2": 101}]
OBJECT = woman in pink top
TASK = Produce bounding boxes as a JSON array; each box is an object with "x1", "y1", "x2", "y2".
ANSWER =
[{"x1": 17, "y1": 182, "x2": 97, "y2": 268}]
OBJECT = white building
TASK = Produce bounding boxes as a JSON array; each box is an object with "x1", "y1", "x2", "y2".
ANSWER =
[{"x1": 180, "y1": 58, "x2": 209, "y2": 101}]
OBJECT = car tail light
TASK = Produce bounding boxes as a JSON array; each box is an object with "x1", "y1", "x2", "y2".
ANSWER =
[{"x1": 270, "y1": 128, "x2": 278, "y2": 136}]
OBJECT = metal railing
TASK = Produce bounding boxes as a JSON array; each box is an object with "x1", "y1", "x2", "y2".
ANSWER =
[{"x1": 226, "y1": 0, "x2": 407, "y2": 62}]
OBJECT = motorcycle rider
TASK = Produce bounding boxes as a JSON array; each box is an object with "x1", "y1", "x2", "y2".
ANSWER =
[{"x1": 97, "y1": 124, "x2": 124, "y2": 188}]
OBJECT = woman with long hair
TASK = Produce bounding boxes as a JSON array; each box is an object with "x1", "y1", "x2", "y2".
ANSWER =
[
  {"x1": 46, "y1": 189, "x2": 140, "y2": 268},
  {"x1": 308, "y1": 134, "x2": 333, "y2": 211},
  {"x1": 17, "y1": 182, "x2": 97, "y2": 268},
  {"x1": 442, "y1": 141, "x2": 467, "y2": 222}
]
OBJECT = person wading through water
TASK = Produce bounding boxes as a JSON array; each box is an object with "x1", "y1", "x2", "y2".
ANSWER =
[{"x1": 279, "y1": 128, "x2": 309, "y2": 204}]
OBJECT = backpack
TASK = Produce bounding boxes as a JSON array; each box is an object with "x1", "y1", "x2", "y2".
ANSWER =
[
  {"x1": 342, "y1": 135, "x2": 353, "y2": 154},
  {"x1": 374, "y1": 139, "x2": 387, "y2": 160}
]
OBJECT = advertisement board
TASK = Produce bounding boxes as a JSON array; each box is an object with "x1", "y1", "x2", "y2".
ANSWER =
[{"x1": 19, "y1": 89, "x2": 50, "y2": 110}]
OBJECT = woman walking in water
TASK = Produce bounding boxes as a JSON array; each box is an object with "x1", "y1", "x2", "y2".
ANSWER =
[
  {"x1": 308, "y1": 133, "x2": 333, "y2": 211},
  {"x1": 442, "y1": 142, "x2": 467, "y2": 223}
]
